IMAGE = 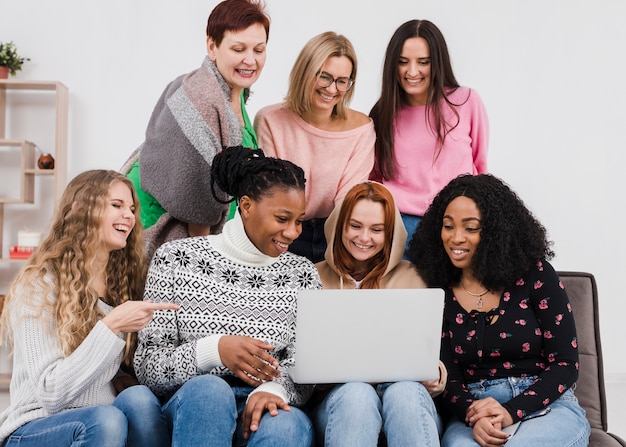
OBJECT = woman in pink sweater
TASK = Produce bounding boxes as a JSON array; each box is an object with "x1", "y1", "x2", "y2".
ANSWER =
[
  {"x1": 254, "y1": 31, "x2": 375, "y2": 263},
  {"x1": 370, "y1": 20, "x2": 489, "y2": 255}
]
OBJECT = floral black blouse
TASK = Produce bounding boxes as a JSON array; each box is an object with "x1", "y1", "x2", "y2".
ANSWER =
[{"x1": 440, "y1": 260, "x2": 579, "y2": 423}]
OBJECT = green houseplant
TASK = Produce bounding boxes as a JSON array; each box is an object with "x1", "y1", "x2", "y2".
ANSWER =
[{"x1": 0, "y1": 41, "x2": 30, "y2": 78}]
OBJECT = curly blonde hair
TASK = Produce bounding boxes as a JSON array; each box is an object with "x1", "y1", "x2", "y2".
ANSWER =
[{"x1": 0, "y1": 170, "x2": 147, "y2": 365}]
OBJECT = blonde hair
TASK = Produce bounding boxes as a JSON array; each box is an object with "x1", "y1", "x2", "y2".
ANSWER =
[
  {"x1": 0, "y1": 170, "x2": 147, "y2": 365},
  {"x1": 285, "y1": 31, "x2": 358, "y2": 120}
]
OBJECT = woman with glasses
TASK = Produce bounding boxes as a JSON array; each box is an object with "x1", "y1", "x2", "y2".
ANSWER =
[
  {"x1": 254, "y1": 31, "x2": 375, "y2": 263},
  {"x1": 370, "y1": 20, "x2": 489, "y2": 255}
]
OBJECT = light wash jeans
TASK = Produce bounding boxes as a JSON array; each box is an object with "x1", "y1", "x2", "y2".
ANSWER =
[
  {"x1": 441, "y1": 376, "x2": 590, "y2": 447},
  {"x1": 163, "y1": 374, "x2": 313, "y2": 447},
  {"x1": 313, "y1": 382, "x2": 442, "y2": 447},
  {"x1": 400, "y1": 214, "x2": 422, "y2": 259},
  {"x1": 4, "y1": 384, "x2": 168, "y2": 447}
]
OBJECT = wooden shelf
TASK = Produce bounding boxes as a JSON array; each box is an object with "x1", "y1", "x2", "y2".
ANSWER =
[
  {"x1": 0, "y1": 79, "x2": 67, "y2": 92},
  {"x1": 0, "y1": 80, "x2": 68, "y2": 204},
  {"x1": 24, "y1": 169, "x2": 55, "y2": 175},
  {"x1": 0, "y1": 81, "x2": 67, "y2": 263},
  {"x1": 0, "y1": 138, "x2": 34, "y2": 146}
]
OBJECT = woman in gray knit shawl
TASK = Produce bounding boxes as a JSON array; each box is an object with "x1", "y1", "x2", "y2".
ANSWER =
[{"x1": 124, "y1": 0, "x2": 270, "y2": 257}]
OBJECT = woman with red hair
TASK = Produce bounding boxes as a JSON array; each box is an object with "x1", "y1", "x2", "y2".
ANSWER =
[{"x1": 312, "y1": 181, "x2": 446, "y2": 446}]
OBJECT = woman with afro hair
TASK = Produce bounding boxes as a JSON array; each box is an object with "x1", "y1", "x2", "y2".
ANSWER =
[{"x1": 407, "y1": 174, "x2": 589, "y2": 447}]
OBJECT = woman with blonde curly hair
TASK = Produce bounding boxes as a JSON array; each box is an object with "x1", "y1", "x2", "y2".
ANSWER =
[{"x1": 0, "y1": 170, "x2": 177, "y2": 447}]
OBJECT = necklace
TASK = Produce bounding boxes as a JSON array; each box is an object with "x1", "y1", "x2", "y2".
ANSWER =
[{"x1": 461, "y1": 281, "x2": 490, "y2": 309}]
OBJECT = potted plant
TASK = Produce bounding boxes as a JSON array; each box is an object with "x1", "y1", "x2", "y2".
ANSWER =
[{"x1": 0, "y1": 41, "x2": 30, "y2": 79}]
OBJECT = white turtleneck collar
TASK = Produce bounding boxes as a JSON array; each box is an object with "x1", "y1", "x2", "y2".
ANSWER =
[{"x1": 208, "y1": 211, "x2": 279, "y2": 268}]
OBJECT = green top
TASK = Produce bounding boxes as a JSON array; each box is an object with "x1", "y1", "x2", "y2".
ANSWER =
[
  {"x1": 231, "y1": 92, "x2": 258, "y2": 219},
  {"x1": 241, "y1": 90, "x2": 258, "y2": 149},
  {"x1": 128, "y1": 90, "x2": 258, "y2": 229}
]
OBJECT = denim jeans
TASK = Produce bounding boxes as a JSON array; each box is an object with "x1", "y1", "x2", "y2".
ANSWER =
[
  {"x1": 313, "y1": 382, "x2": 442, "y2": 447},
  {"x1": 163, "y1": 375, "x2": 313, "y2": 447},
  {"x1": 4, "y1": 384, "x2": 168, "y2": 447},
  {"x1": 400, "y1": 214, "x2": 421, "y2": 259},
  {"x1": 113, "y1": 384, "x2": 170, "y2": 446},
  {"x1": 441, "y1": 376, "x2": 590, "y2": 447}
]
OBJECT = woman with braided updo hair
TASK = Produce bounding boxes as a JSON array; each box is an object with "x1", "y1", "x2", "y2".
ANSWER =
[{"x1": 134, "y1": 146, "x2": 321, "y2": 447}]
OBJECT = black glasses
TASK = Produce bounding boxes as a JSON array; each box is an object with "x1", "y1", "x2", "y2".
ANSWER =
[{"x1": 316, "y1": 72, "x2": 354, "y2": 92}]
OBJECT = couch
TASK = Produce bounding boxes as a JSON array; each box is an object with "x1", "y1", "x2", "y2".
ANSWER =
[{"x1": 559, "y1": 271, "x2": 625, "y2": 446}]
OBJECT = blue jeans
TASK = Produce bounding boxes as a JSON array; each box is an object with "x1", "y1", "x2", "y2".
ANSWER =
[
  {"x1": 400, "y1": 214, "x2": 421, "y2": 259},
  {"x1": 313, "y1": 382, "x2": 442, "y2": 447},
  {"x1": 441, "y1": 376, "x2": 590, "y2": 447},
  {"x1": 4, "y1": 385, "x2": 168, "y2": 447},
  {"x1": 163, "y1": 375, "x2": 313, "y2": 447}
]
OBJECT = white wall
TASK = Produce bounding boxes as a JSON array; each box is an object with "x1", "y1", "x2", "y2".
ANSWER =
[{"x1": 1, "y1": 0, "x2": 625, "y2": 379}]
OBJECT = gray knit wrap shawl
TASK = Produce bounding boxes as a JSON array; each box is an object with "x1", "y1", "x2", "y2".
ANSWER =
[{"x1": 139, "y1": 56, "x2": 242, "y2": 226}]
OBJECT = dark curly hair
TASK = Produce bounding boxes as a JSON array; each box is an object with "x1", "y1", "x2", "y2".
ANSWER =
[{"x1": 407, "y1": 174, "x2": 554, "y2": 290}]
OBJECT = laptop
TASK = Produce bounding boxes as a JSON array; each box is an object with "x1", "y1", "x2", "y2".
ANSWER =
[{"x1": 289, "y1": 288, "x2": 445, "y2": 384}]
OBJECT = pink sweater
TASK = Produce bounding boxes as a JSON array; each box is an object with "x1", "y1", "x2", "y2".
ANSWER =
[
  {"x1": 372, "y1": 87, "x2": 489, "y2": 216},
  {"x1": 254, "y1": 103, "x2": 375, "y2": 219}
]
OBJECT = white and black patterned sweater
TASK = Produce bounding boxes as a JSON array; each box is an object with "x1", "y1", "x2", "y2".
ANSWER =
[{"x1": 134, "y1": 213, "x2": 321, "y2": 406}]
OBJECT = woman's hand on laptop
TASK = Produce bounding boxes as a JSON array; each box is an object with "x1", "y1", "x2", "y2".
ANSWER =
[
  {"x1": 219, "y1": 335, "x2": 281, "y2": 386},
  {"x1": 242, "y1": 391, "x2": 291, "y2": 440}
]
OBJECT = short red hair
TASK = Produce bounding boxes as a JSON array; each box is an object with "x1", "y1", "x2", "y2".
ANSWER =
[{"x1": 206, "y1": 0, "x2": 270, "y2": 45}]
